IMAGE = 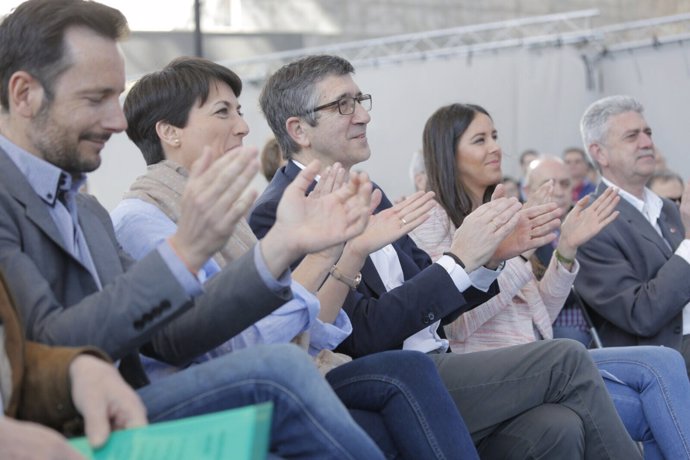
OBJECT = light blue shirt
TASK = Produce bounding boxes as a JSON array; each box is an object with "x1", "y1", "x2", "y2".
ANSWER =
[
  {"x1": 0, "y1": 134, "x2": 201, "y2": 298},
  {"x1": 111, "y1": 198, "x2": 351, "y2": 380}
]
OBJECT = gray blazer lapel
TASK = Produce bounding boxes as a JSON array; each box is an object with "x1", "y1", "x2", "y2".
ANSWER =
[
  {"x1": 622, "y1": 201, "x2": 673, "y2": 258},
  {"x1": 0, "y1": 150, "x2": 73, "y2": 256},
  {"x1": 658, "y1": 202, "x2": 684, "y2": 250},
  {"x1": 596, "y1": 182, "x2": 673, "y2": 258},
  {"x1": 76, "y1": 196, "x2": 123, "y2": 285}
]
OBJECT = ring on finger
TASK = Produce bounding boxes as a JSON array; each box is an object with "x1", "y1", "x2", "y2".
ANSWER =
[{"x1": 400, "y1": 217, "x2": 408, "y2": 225}]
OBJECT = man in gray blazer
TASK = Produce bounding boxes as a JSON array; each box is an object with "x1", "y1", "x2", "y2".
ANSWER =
[
  {"x1": 575, "y1": 95, "x2": 690, "y2": 377},
  {"x1": 0, "y1": 1, "x2": 390, "y2": 457}
]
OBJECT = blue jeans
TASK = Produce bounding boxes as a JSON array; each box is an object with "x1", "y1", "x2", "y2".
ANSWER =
[
  {"x1": 327, "y1": 350, "x2": 478, "y2": 460},
  {"x1": 137, "y1": 344, "x2": 384, "y2": 460},
  {"x1": 590, "y1": 346, "x2": 690, "y2": 460}
]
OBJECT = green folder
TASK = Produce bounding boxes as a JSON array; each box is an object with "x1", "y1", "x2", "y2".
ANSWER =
[{"x1": 68, "y1": 402, "x2": 272, "y2": 460}]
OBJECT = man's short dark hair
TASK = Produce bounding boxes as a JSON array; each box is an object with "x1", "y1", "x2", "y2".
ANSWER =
[
  {"x1": 259, "y1": 55, "x2": 354, "y2": 160},
  {"x1": 124, "y1": 56, "x2": 243, "y2": 166},
  {"x1": 0, "y1": 0, "x2": 129, "y2": 110}
]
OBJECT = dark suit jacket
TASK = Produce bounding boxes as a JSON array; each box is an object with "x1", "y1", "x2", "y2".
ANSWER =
[
  {"x1": 575, "y1": 182, "x2": 690, "y2": 349},
  {"x1": 249, "y1": 160, "x2": 498, "y2": 358},
  {"x1": 0, "y1": 269, "x2": 109, "y2": 431},
  {"x1": 0, "y1": 148, "x2": 292, "y2": 381}
]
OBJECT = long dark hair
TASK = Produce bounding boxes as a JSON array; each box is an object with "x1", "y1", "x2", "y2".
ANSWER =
[{"x1": 423, "y1": 103, "x2": 497, "y2": 228}]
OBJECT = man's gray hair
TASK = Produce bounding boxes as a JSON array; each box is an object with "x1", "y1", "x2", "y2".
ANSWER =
[
  {"x1": 259, "y1": 55, "x2": 354, "y2": 160},
  {"x1": 580, "y1": 95, "x2": 644, "y2": 151}
]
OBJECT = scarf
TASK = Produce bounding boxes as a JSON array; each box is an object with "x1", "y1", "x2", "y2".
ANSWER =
[{"x1": 123, "y1": 160, "x2": 257, "y2": 268}]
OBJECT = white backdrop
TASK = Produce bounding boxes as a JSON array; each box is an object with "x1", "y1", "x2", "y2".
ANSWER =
[{"x1": 89, "y1": 44, "x2": 690, "y2": 210}]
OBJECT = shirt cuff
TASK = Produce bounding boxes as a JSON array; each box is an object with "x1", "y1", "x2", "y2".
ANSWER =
[
  {"x1": 157, "y1": 241, "x2": 202, "y2": 297},
  {"x1": 308, "y1": 309, "x2": 353, "y2": 355},
  {"x1": 436, "y1": 255, "x2": 472, "y2": 293},
  {"x1": 675, "y1": 240, "x2": 690, "y2": 265},
  {"x1": 254, "y1": 243, "x2": 291, "y2": 291},
  {"x1": 468, "y1": 265, "x2": 502, "y2": 292}
]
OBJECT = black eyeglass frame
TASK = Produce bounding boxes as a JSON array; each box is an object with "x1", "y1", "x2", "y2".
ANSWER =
[{"x1": 310, "y1": 94, "x2": 372, "y2": 116}]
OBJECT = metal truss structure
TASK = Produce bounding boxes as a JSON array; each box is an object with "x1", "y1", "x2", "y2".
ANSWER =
[{"x1": 218, "y1": 9, "x2": 690, "y2": 86}]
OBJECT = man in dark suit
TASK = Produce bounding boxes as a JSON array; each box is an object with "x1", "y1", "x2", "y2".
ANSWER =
[
  {"x1": 250, "y1": 54, "x2": 641, "y2": 459},
  {"x1": 575, "y1": 95, "x2": 690, "y2": 377},
  {"x1": 0, "y1": 1, "x2": 399, "y2": 457}
]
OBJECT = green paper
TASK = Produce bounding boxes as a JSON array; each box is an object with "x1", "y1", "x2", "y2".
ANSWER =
[{"x1": 68, "y1": 402, "x2": 272, "y2": 460}]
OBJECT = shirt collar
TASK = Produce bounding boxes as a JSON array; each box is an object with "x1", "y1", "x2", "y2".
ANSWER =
[
  {"x1": 601, "y1": 176, "x2": 662, "y2": 223},
  {"x1": 290, "y1": 159, "x2": 322, "y2": 182},
  {"x1": 0, "y1": 134, "x2": 86, "y2": 206}
]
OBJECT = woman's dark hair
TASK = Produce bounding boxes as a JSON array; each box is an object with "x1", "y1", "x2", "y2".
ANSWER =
[
  {"x1": 124, "y1": 56, "x2": 242, "y2": 165},
  {"x1": 422, "y1": 103, "x2": 496, "y2": 228}
]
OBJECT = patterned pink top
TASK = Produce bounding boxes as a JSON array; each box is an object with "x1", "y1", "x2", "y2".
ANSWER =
[{"x1": 410, "y1": 201, "x2": 578, "y2": 353}]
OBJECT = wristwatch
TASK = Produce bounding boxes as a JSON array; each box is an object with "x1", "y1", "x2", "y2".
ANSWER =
[{"x1": 329, "y1": 265, "x2": 362, "y2": 290}]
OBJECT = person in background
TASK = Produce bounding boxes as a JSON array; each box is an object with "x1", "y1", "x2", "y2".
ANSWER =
[
  {"x1": 525, "y1": 157, "x2": 591, "y2": 346},
  {"x1": 563, "y1": 146, "x2": 596, "y2": 201},
  {"x1": 409, "y1": 149, "x2": 428, "y2": 192},
  {"x1": 259, "y1": 137, "x2": 285, "y2": 182},
  {"x1": 517, "y1": 149, "x2": 539, "y2": 201},
  {"x1": 412, "y1": 101, "x2": 690, "y2": 459},
  {"x1": 649, "y1": 170, "x2": 684, "y2": 206},
  {"x1": 501, "y1": 176, "x2": 520, "y2": 200}
]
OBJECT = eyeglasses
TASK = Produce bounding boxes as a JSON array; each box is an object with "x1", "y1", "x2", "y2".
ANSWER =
[
  {"x1": 311, "y1": 94, "x2": 372, "y2": 116},
  {"x1": 669, "y1": 196, "x2": 682, "y2": 206}
]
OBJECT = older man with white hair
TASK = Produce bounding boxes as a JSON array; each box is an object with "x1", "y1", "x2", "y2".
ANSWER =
[{"x1": 575, "y1": 95, "x2": 690, "y2": 378}]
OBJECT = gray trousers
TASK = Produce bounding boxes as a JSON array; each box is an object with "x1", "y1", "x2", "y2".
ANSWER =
[
  {"x1": 430, "y1": 339, "x2": 641, "y2": 460},
  {"x1": 681, "y1": 334, "x2": 690, "y2": 381}
]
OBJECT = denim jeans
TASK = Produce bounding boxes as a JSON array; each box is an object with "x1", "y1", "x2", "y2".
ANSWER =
[
  {"x1": 327, "y1": 350, "x2": 478, "y2": 460},
  {"x1": 590, "y1": 346, "x2": 690, "y2": 460},
  {"x1": 137, "y1": 343, "x2": 384, "y2": 460}
]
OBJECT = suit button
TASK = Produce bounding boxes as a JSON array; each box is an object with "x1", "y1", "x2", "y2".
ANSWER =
[
  {"x1": 133, "y1": 320, "x2": 144, "y2": 330},
  {"x1": 143, "y1": 313, "x2": 154, "y2": 323},
  {"x1": 674, "y1": 326, "x2": 682, "y2": 334},
  {"x1": 427, "y1": 313, "x2": 435, "y2": 321}
]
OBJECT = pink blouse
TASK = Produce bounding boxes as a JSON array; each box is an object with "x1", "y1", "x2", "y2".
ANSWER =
[{"x1": 410, "y1": 202, "x2": 578, "y2": 353}]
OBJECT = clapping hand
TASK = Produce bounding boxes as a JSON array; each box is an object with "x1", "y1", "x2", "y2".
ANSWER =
[
  {"x1": 448, "y1": 196, "x2": 522, "y2": 272},
  {"x1": 557, "y1": 187, "x2": 620, "y2": 260},
  {"x1": 271, "y1": 160, "x2": 373, "y2": 260},
  {"x1": 490, "y1": 180, "x2": 562, "y2": 264},
  {"x1": 348, "y1": 190, "x2": 436, "y2": 259},
  {"x1": 171, "y1": 146, "x2": 259, "y2": 273}
]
